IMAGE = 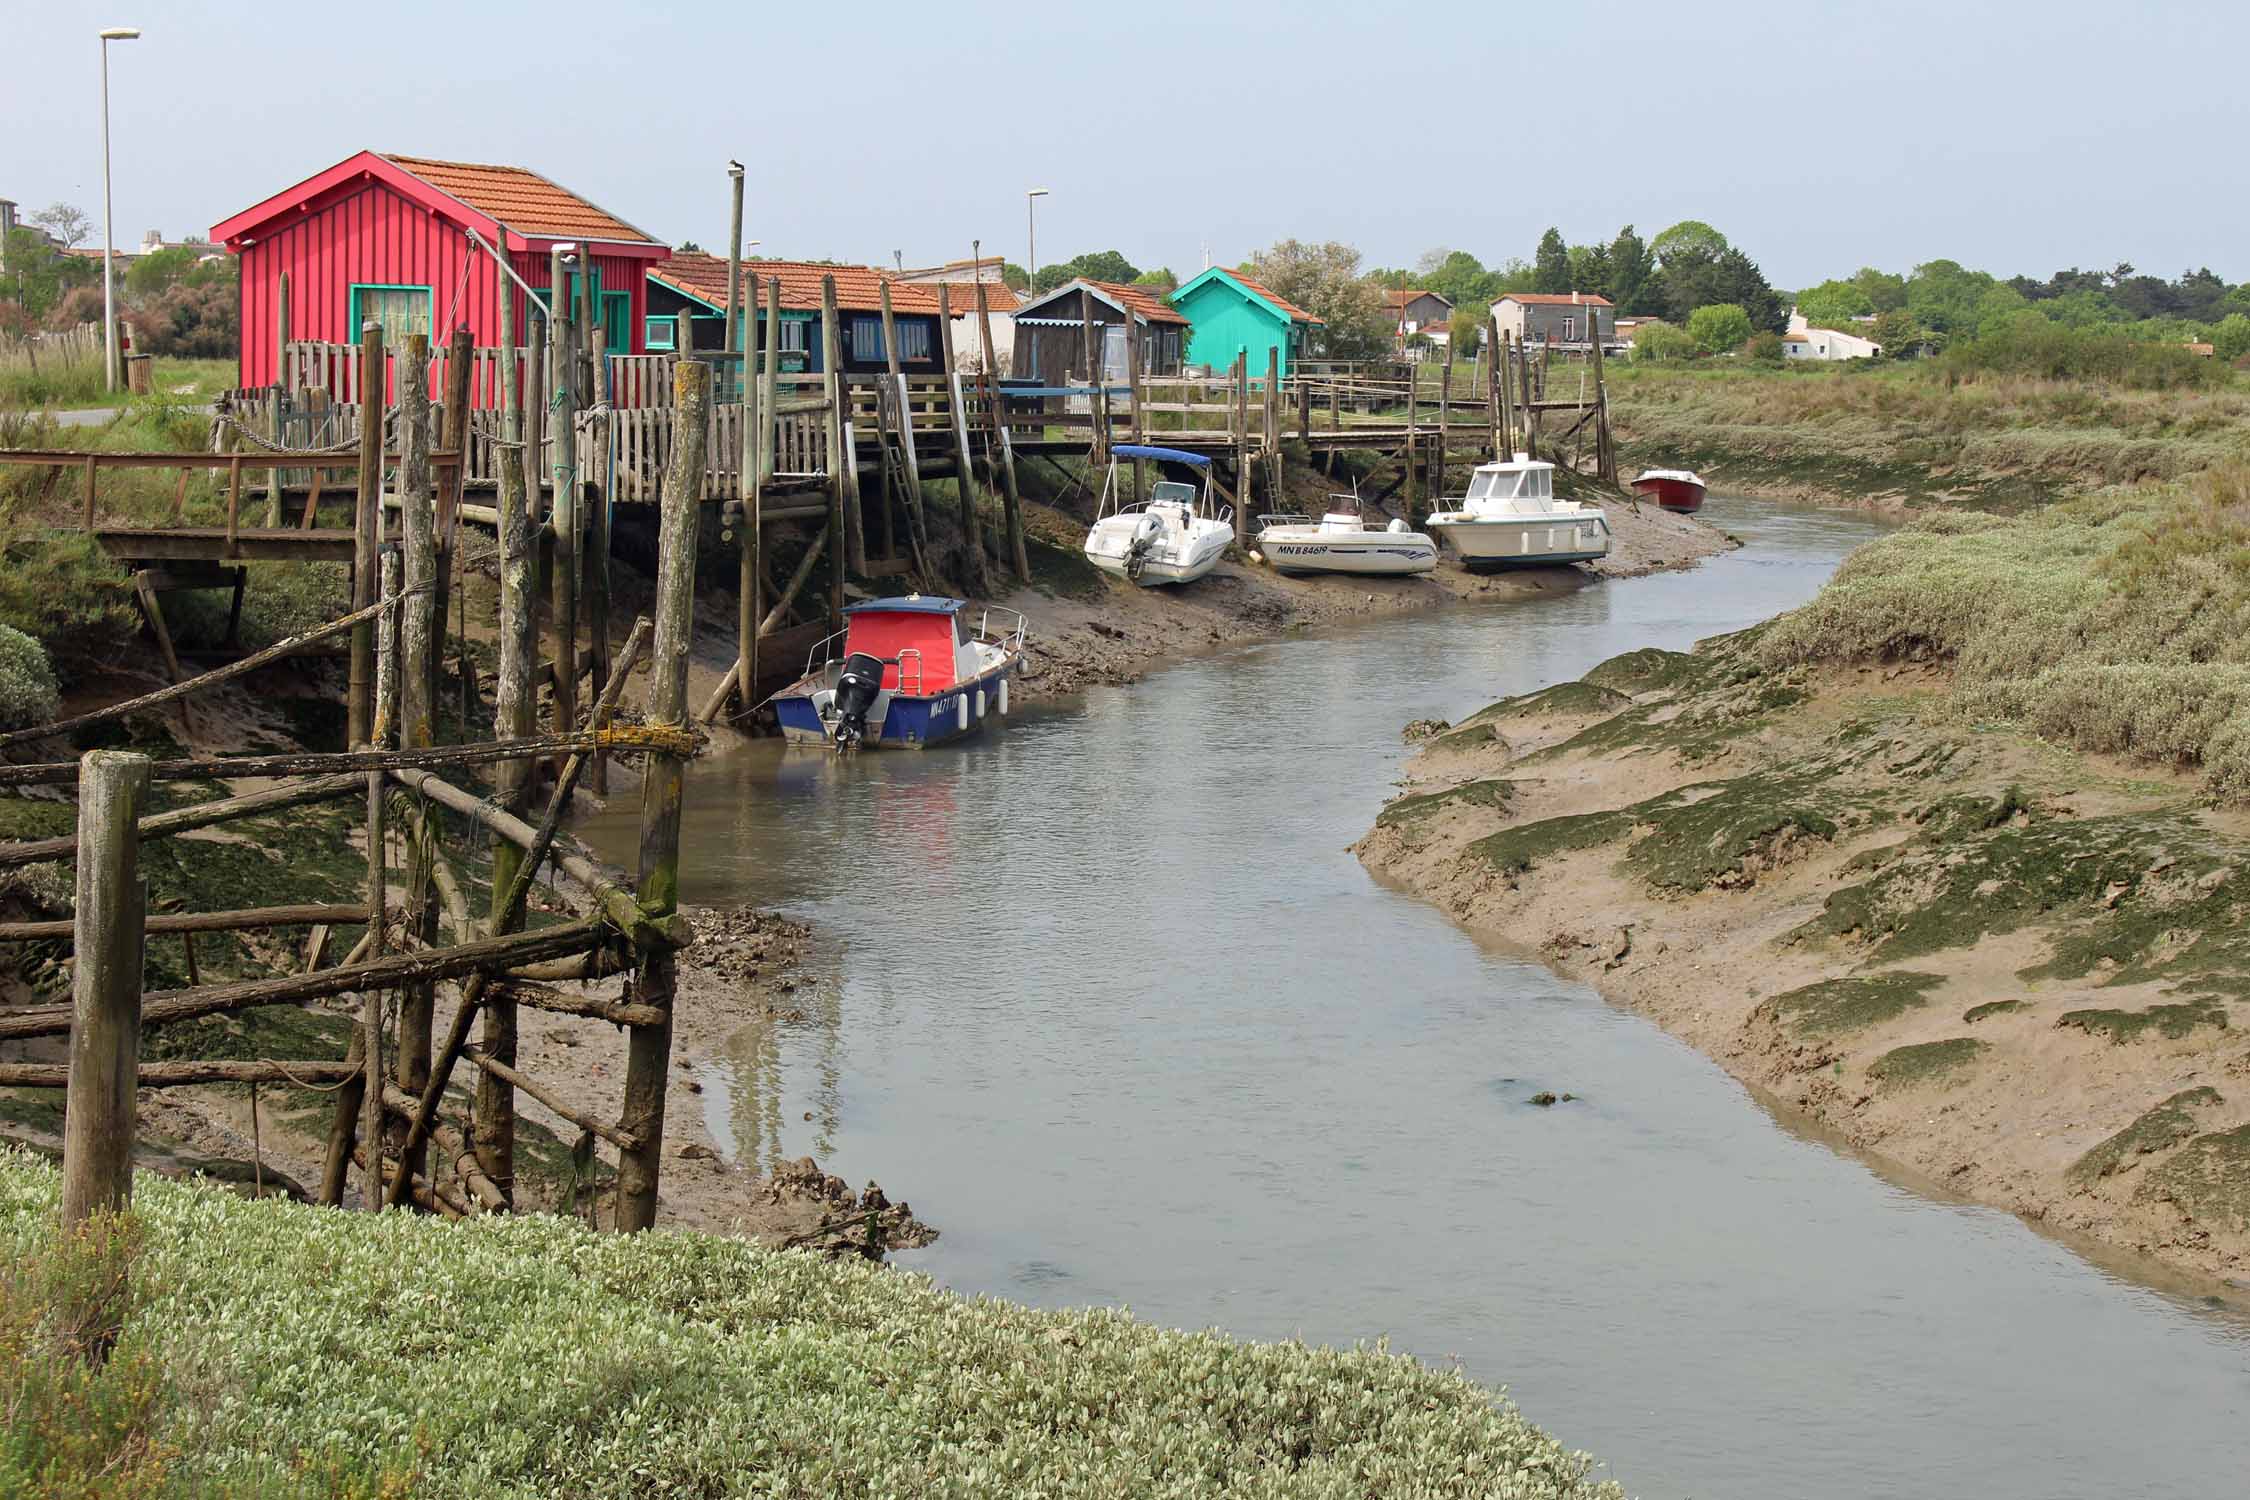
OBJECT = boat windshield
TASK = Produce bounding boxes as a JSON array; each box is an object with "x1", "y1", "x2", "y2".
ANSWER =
[
  {"x1": 1467, "y1": 466, "x2": 1551, "y2": 501},
  {"x1": 1149, "y1": 480, "x2": 1198, "y2": 507}
]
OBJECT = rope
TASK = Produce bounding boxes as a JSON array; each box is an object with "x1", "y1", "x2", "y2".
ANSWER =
[{"x1": 256, "y1": 1057, "x2": 361, "y2": 1094}]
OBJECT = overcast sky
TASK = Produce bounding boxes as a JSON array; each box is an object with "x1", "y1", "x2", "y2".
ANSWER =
[{"x1": 9, "y1": 0, "x2": 2245, "y2": 290}]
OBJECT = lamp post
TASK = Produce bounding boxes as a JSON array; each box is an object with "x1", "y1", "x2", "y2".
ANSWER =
[
  {"x1": 98, "y1": 25, "x2": 141, "y2": 392},
  {"x1": 1026, "y1": 188, "x2": 1049, "y2": 291}
]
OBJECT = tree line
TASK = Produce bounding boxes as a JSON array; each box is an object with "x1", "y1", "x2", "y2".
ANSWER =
[{"x1": 2, "y1": 200, "x2": 237, "y2": 358}]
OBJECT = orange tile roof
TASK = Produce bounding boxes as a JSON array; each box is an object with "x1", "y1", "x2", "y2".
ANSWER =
[
  {"x1": 1225, "y1": 267, "x2": 1322, "y2": 325},
  {"x1": 381, "y1": 154, "x2": 660, "y2": 244},
  {"x1": 652, "y1": 252, "x2": 943, "y2": 315},
  {"x1": 1083, "y1": 278, "x2": 1188, "y2": 325},
  {"x1": 1500, "y1": 291, "x2": 1614, "y2": 307},
  {"x1": 1382, "y1": 287, "x2": 1446, "y2": 310},
  {"x1": 912, "y1": 277, "x2": 1020, "y2": 313}
]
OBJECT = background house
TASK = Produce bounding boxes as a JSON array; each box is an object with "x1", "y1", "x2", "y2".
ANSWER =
[
  {"x1": 1169, "y1": 266, "x2": 1323, "y2": 377},
  {"x1": 1385, "y1": 288, "x2": 1454, "y2": 352},
  {"x1": 1780, "y1": 323, "x2": 1882, "y2": 360},
  {"x1": 892, "y1": 255, "x2": 1019, "y2": 371},
  {"x1": 212, "y1": 150, "x2": 670, "y2": 394},
  {"x1": 1009, "y1": 278, "x2": 1186, "y2": 382},
  {"x1": 1492, "y1": 291, "x2": 1614, "y2": 346},
  {"x1": 646, "y1": 253, "x2": 946, "y2": 376}
]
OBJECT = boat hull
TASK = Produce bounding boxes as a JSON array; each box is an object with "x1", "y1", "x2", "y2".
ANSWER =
[
  {"x1": 774, "y1": 657, "x2": 1019, "y2": 749},
  {"x1": 1260, "y1": 533, "x2": 1437, "y2": 577},
  {"x1": 1631, "y1": 475, "x2": 1706, "y2": 512},
  {"x1": 1085, "y1": 529, "x2": 1230, "y2": 586},
  {"x1": 1427, "y1": 514, "x2": 1610, "y2": 570}
]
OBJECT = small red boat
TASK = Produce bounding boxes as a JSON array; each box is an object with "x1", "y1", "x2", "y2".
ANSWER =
[{"x1": 1631, "y1": 468, "x2": 1707, "y2": 513}]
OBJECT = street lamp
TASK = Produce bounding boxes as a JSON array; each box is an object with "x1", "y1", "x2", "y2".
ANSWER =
[
  {"x1": 1026, "y1": 188, "x2": 1049, "y2": 291},
  {"x1": 98, "y1": 25, "x2": 140, "y2": 392}
]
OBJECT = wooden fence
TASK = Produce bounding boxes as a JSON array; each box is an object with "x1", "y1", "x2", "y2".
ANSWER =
[{"x1": 0, "y1": 321, "x2": 102, "y2": 374}]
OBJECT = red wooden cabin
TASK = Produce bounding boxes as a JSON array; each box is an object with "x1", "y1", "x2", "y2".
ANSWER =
[{"x1": 212, "y1": 150, "x2": 671, "y2": 400}]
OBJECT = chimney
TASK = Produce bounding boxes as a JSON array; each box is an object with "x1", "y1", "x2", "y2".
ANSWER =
[
  {"x1": 1571, "y1": 290, "x2": 1581, "y2": 304},
  {"x1": 142, "y1": 230, "x2": 163, "y2": 252}
]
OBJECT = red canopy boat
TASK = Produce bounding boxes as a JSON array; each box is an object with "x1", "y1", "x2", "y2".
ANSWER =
[{"x1": 1630, "y1": 468, "x2": 1707, "y2": 513}]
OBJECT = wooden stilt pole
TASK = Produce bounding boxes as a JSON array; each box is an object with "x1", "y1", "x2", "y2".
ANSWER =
[
  {"x1": 1487, "y1": 310, "x2": 1506, "y2": 460},
  {"x1": 585, "y1": 330, "x2": 613, "y2": 793},
  {"x1": 548, "y1": 249, "x2": 581, "y2": 783},
  {"x1": 616, "y1": 361, "x2": 707, "y2": 1232},
  {"x1": 395, "y1": 338, "x2": 437, "y2": 1187},
  {"x1": 820, "y1": 275, "x2": 862, "y2": 580},
  {"x1": 976, "y1": 277, "x2": 1029, "y2": 583},
  {"x1": 724, "y1": 163, "x2": 745, "y2": 355},
  {"x1": 59, "y1": 750, "x2": 149, "y2": 1229},
  {"x1": 348, "y1": 321, "x2": 384, "y2": 747},
  {"x1": 480, "y1": 261, "x2": 536, "y2": 1204},
  {"x1": 936, "y1": 285, "x2": 987, "y2": 592}
]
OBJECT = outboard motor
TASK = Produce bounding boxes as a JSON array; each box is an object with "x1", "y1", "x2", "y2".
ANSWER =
[
  {"x1": 831, "y1": 652, "x2": 885, "y2": 750},
  {"x1": 1125, "y1": 510, "x2": 1166, "y2": 582},
  {"x1": 1386, "y1": 517, "x2": 1411, "y2": 534}
]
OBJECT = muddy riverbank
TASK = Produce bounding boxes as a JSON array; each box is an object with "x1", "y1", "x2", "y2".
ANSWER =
[{"x1": 1356, "y1": 638, "x2": 2250, "y2": 1288}]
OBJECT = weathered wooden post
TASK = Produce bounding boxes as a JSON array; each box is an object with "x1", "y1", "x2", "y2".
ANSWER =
[
  {"x1": 1438, "y1": 337, "x2": 1454, "y2": 503},
  {"x1": 1487, "y1": 309, "x2": 1506, "y2": 459},
  {"x1": 1587, "y1": 306, "x2": 1614, "y2": 483},
  {"x1": 1124, "y1": 314, "x2": 1146, "y2": 508},
  {"x1": 549, "y1": 249, "x2": 581, "y2": 768},
  {"x1": 820, "y1": 275, "x2": 863, "y2": 579},
  {"x1": 1518, "y1": 332, "x2": 1539, "y2": 462},
  {"x1": 974, "y1": 278, "x2": 1029, "y2": 583},
  {"x1": 59, "y1": 750, "x2": 150, "y2": 1229},
  {"x1": 876, "y1": 282, "x2": 906, "y2": 561},
  {"x1": 1232, "y1": 352, "x2": 1251, "y2": 544},
  {"x1": 724, "y1": 162, "x2": 745, "y2": 355},
  {"x1": 937, "y1": 284, "x2": 988, "y2": 593},
  {"x1": 395, "y1": 338, "x2": 437, "y2": 1182},
  {"x1": 759, "y1": 276, "x2": 781, "y2": 489},
  {"x1": 479, "y1": 263, "x2": 538, "y2": 1202},
  {"x1": 439, "y1": 325, "x2": 473, "y2": 716},
  {"x1": 617, "y1": 359, "x2": 707, "y2": 1232},
  {"x1": 348, "y1": 320, "x2": 385, "y2": 747},
  {"x1": 361, "y1": 547, "x2": 400, "y2": 1210}
]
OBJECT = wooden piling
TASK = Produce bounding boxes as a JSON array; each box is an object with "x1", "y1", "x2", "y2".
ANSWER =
[
  {"x1": 396, "y1": 339, "x2": 438, "y2": 1181},
  {"x1": 759, "y1": 276, "x2": 781, "y2": 488},
  {"x1": 348, "y1": 321, "x2": 384, "y2": 747},
  {"x1": 1438, "y1": 339, "x2": 1454, "y2": 503},
  {"x1": 585, "y1": 330, "x2": 613, "y2": 793},
  {"x1": 616, "y1": 361, "x2": 707, "y2": 1232},
  {"x1": 937, "y1": 285, "x2": 988, "y2": 593},
  {"x1": 481, "y1": 270, "x2": 538, "y2": 1201},
  {"x1": 1487, "y1": 310, "x2": 1506, "y2": 459},
  {"x1": 549, "y1": 249, "x2": 581, "y2": 771},
  {"x1": 724, "y1": 164, "x2": 745, "y2": 355},
  {"x1": 59, "y1": 750, "x2": 150, "y2": 1228},
  {"x1": 1518, "y1": 333, "x2": 1539, "y2": 462},
  {"x1": 820, "y1": 276, "x2": 862, "y2": 580},
  {"x1": 976, "y1": 279, "x2": 1029, "y2": 582},
  {"x1": 1233, "y1": 352, "x2": 1251, "y2": 543}
]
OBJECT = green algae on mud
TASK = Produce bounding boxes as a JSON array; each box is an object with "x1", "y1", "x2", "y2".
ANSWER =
[
  {"x1": 1761, "y1": 971, "x2": 1945, "y2": 1038},
  {"x1": 1963, "y1": 999, "x2": 2025, "y2": 1024},
  {"x1": 1375, "y1": 778, "x2": 1516, "y2": 827},
  {"x1": 2057, "y1": 999, "x2": 2229, "y2": 1045},
  {"x1": 1867, "y1": 1037, "x2": 1987, "y2": 1088},
  {"x1": 2143, "y1": 1125, "x2": 2250, "y2": 1236},
  {"x1": 2070, "y1": 1088, "x2": 2226, "y2": 1183}
]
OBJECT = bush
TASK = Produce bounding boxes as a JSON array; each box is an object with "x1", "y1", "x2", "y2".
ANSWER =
[
  {"x1": 1631, "y1": 321, "x2": 1695, "y2": 361},
  {"x1": 1746, "y1": 331, "x2": 1784, "y2": 363},
  {"x1": 1687, "y1": 302, "x2": 1753, "y2": 354},
  {"x1": 1939, "y1": 317, "x2": 2227, "y2": 390},
  {"x1": 0, "y1": 624, "x2": 60, "y2": 729}
]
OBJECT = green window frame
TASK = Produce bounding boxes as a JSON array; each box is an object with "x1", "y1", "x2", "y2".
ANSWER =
[
  {"x1": 531, "y1": 272, "x2": 634, "y2": 352},
  {"x1": 645, "y1": 315, "x2": 678, "y2": 351},
  {"x1": 347, "y1": 283, "x2": 434, "y2": 340}
]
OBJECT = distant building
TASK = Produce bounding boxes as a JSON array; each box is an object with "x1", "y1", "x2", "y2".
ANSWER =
[
  {"x1": 1383, "y1": 288, "x2": 1454, "y2": 345},
  {"x1": 892, "y1": 257, "x2": 1020, "y2": 372},
  {"x1": 1781, "y1": 313, "x2": 1882, "y2": 361},
  {"x1": 646, "y1": 253, "x2": 946, "y2": 376},
  {"x1": 1492, "y1": 292, "x2": 1613, "y2": 346},
  {"x1": 1009, "y1": 278, "x2": 1187, "y2": 382},
  {"x1": 1169, "y1": 265, "x2": 1323, "y2": 377}
]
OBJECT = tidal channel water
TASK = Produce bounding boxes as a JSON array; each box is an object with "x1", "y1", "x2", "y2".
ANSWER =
[{"x1": 585, "y1": 497, "x2": 2250, "y2": 1498}]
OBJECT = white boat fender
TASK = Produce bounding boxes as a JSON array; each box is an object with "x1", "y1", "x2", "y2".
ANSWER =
[
  {"x1": 997, "y1": 678, "x2": 1009, "y2": 715},
  {"x1": 974, "y1": 688, "x2": 986, "y2": 720},
  {"x1": 1387, "y1": 518, "x2": 1409, "y2": 533},
  {"x1": 956, "y1": 696, "x2": 969, "y2": 733},
  {"x1": 1248, "y1": 549, "x2": 1265, "y2": 564}
]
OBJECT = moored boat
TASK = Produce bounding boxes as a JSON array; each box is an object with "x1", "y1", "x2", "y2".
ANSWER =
[
  {"x1": 1084, "y1": 444, "x2": 1234, "y2": 586},
  {"x1": 1425, "y1": 453, "x2": 1612, "y2": 570},
  {"x1": 1254, "y1": 498, "x2": 1437, "y2": 576},
  {"x1": 1630, "y1": 467, "x2": 1707, "y2": 512},
  {"x1": 773, "y1": 595, "x2": 1027, "y2": 750}
]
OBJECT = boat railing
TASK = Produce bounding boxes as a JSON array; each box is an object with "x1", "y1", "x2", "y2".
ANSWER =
[
  {"x1": 1255, "y1": 513, "x2": 1312, "y2": 530},
  {"x1": 894, "y1": 648, "x2": 926, "y2": 696},
  {"x1": 970, "y1": 605, "x2": 1028, "y2": 656}
]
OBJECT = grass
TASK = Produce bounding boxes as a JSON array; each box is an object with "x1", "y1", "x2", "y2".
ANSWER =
[
  {"x1": 0, "y1": 357, "x2": 233, "y2": 413},
  {"x1": 1758, "y1": 465, "x2": 2250, "y2": 799},
  {"x1": 1866, "y1": 1037, "x2": 1986, "y2": 1087},
  {"x1": 2069, "y1": 1088, "x2": 2224, "y2": 1183},
  {"x1": 0, "y1": 1153, "x2": 1622, "y2": 1498},
  {"x1": 1602, "y1": 359, "x2": 2250, "y2": 508},
  {"x1": 1760, "y1": 970, "x2": 1945, "y2": 1037}
]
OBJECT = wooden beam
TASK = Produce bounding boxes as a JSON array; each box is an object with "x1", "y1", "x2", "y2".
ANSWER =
[{"x1": 0, "y1": 903, "x2": 366, "y2": 941}]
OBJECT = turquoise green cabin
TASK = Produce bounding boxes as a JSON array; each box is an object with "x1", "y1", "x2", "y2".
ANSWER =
[{"x1": 1168, "y1": 267, "x2": 1323, "y2": 377}]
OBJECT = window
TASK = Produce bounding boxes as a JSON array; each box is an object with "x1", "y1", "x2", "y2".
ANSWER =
[
  {"x1": 347, "y1": 284, "x2": 433, "y2": 339},
  {"x1": 849, "y1": 314, "x2": 884, "y2": 362},
  {"x1": 645, "y1": 315, "x2": 678, "y2": 351},
  {"x1": 845, "y1": 314, "x2": 935, "y2": 364},
  {"x1": 1562, "y1": 316, "x2": 1576, "y2": 341},
  {"x1": 780, "y1": 318, "x2": 809, "y2": 352}
]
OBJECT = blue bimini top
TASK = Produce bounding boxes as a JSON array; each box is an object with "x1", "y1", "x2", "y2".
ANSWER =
[{"x1": 1110, "y1": 444, "x2": 1213, "y2": 467}]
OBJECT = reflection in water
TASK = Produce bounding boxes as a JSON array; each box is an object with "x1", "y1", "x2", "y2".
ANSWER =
[{"x1": 582, "y1": 498, "x2": 2250, "y2": 1500}]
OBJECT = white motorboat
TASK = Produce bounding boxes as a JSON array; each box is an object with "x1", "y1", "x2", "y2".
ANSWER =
[
  {"x1": 1084, "y1": 444, "x2": 1234, "y2": 587},
  {"x1": 1255, "y1": 497, "x2": 1437, "y2": 576},
  {"x1": 1426, "y1": 453, "x2": 1612, "y2": 570}
]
